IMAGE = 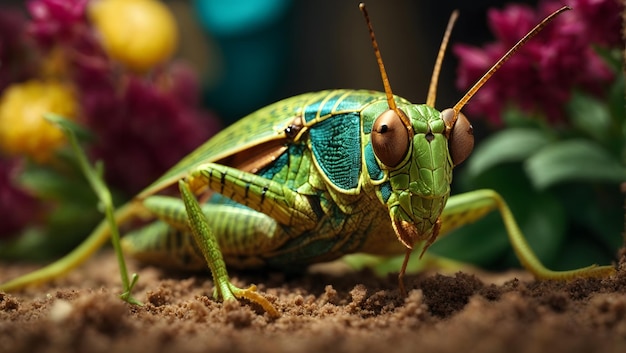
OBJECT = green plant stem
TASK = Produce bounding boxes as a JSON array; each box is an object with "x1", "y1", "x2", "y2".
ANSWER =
[{"x1": 47, "y1": 114, "x2": 141, "y2": 305}]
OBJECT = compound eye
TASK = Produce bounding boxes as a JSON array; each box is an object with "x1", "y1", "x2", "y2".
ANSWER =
[
  {"x1": 442, "y1": 108, "x2": 474, "y2": 166},
  {"x1": 371, "y1": 109, "x2": 410, "y2": 167}
]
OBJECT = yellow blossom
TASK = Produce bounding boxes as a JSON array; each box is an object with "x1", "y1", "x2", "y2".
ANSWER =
[
  {"x1": 89, "y1": 0, "x2": 178, "y2": 72},
  {"x1": 0, "y1": 80, "x2": 78, "y2": 163}
]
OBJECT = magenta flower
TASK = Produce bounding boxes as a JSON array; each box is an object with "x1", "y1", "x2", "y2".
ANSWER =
[
  {"x1": 21, "y1": 0, "x2": 221, "y2": 194},
  {"x1": 27, "y1": 0, "x2": 88, "y2": 47},
  {"x1": 0, "y1": 159, "x2": 41, "y2": 238},
  {"x1": 0, "y1": 0, "x2": 221, "y2": 200},
  {"x1": 0, "y1": 1, "x2": 221, "y2": 242},
  {"x1": 454, "y1": 0, "x2": 620, "y2": 125},
  {"x1": 80, "y1": 65, "x2": 220, "y2": 194},
  {"x1": 0, "y1": 8, "x2": 36, "y2": 92},
  {"x1": 564, "y1": 0, "x2": 622, "y2": 46}
]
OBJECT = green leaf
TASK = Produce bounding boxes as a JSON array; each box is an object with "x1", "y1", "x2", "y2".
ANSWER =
[
  {"x1": 466, "y1": 128, "x2": 552, "y2": 178},
  {"x1": 501, "y1": 192, "x2": 566, "y2": 269},
  {"x1": 19, "y1": 164, "x2": 96, "y2": 203},
  {"x1": 524, "y1": 139, "x2": 626, "y2": 190},
  {"x1": 552, "y1": 183, "x2": 623, "y2": 261},
  {"x1": 608, "y1": 71, "x2": 625, "y2": 129},
  {"x1": 567, "y1": 91, "x2": 611, "y2": 141},
  {"x1": 502, "y1": 107, "x2": 547, "y2": 128},
  {"x1": 592, "y1": 46, "x2": 621, "y2": 73},
  {"x1": 45, "y1": 113, "x2": 94, "y2": 142}
]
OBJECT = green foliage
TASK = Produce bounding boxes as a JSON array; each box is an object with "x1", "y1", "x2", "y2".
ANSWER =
[
  {"x1": 0, "y1": 117, "x2": 122, "y2": 261},
  {"x1": 465, "y1": 128, "x2": 552, "y2": 178},
  {"x1": 525, "y1": 139, "x2": 625, "y2": 189},
  {"x1": 47, "y1": 114, "x2": 141, "y2": 304},
  {"x1": 431, "y1": 66, "x2": 625, "y2": 272}
]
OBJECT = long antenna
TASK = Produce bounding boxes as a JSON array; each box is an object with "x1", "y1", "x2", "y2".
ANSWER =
[
  {"x1": 452, "y1": 6, "x2": 570, "y2": 115},
  {"x1": 359, "y1": 3, "x2": 412, "y2": 129},
  {"x1": 359, "y1": 3, "x2": 395, "y2": 110},
  {"x1": 426, "y1": 10, "x2": 459, "y2": 108}
]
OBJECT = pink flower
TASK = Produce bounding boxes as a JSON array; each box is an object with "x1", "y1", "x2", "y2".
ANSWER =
[
  {"x1": 488, "y1": 4, "x2": 537, "y2": 47},
  {"x1": 0, "y1": 159, "x2": 41, "y2": 238},
  {"x1": 454, "y1": 0, "x2": 620, "y2": 125},
  {"x1": 27, "y1": 0, "x2": 88, "y2": 47},
  {"x1": 18, "y1": 0, "x2": 222, "y2": 194},
  {"x1": 0, "y1": 8, "x2": 36, "y2": 92},
  {"x1": 0, "y1": 1, "x2": 221, "y2": 240},
  {"x1": 565, "y1": 0, "x2": 622, "y2": 46},
  {"x1": 78, "y1": 63, "x2": 220, "y2": 194}
]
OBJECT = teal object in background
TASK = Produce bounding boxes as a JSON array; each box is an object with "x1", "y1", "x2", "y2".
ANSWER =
[
  {"x1": 193, "y1": 0, "x2": 292, "y2": 123},
  {"x1": 194, "y1": 0, "x2": 290, "y2": 37}
]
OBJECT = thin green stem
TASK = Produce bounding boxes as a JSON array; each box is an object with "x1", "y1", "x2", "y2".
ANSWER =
[{"x1": 46, "y1": 114, "x2": 142, "y2": 305}]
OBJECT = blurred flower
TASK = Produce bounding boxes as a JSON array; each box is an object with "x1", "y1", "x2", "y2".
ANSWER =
[
  {"x1": 562, "y1": 0, "x2": 622, "y2": 46},
  {"x1": 0, "y1": 0, "x2": 221, "y2": 245},
  {"x1": 5, "y1": 0, "x2": 219, "y2": 194},
  {"x1": 27, "y1": 0, "x2": 88, "y2": 48},
  {"x1": 0, "y1": 8, "x2": 37, "y2": 92},
  {"x1": 454, "y1": 0, "x2": 621, "y2": 125},
  {"x1": 80, "y1": 63, "x2": 219, "y2": 194},
  {"x1": 89, "y1": 0, "x2": 178, "y2": 72},
  {"x1": 0, "y1": 79, "x2": 77, "y2": 163}
]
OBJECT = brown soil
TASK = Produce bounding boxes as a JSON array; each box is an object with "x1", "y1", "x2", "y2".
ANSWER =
[{"x1": 2, "y1": 249, "x2": 626, "y2": 353}]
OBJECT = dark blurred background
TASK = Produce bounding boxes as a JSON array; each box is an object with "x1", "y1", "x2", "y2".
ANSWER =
[{"x1": 174, "y1": 0, "x2": 538, "y2": 123}]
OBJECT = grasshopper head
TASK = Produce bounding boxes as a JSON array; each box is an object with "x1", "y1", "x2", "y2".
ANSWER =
[
  {"x1": 370, "y1": 104, "x2": 473, "y2": 250},
  {"x1": 359, "y1": 2, "x2": 566, "y2": 255}
]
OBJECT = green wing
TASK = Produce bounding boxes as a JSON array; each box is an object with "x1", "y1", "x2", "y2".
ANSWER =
[{"x1": 138, "y1": 91, "x2": 335, "y2": 198}]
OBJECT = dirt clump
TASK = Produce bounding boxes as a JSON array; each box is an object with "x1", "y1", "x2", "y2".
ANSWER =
[{"x1": 2, "y1": 251, "x2": 626, "y2": 353}]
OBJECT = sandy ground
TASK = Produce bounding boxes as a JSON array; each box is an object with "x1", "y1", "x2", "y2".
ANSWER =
[{"x1": 2, "y1": 248, "x2": 626, "y2": 353}]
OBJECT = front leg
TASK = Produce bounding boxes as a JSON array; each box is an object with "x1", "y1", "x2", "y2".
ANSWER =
[{"x1": 178, "y1": 181, "x2": 280, "y2": 317}]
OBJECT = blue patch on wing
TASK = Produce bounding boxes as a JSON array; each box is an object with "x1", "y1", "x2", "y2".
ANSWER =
[
  {"x1": 364, "y1": 142, "x2": 383, "y2": 181},
  {"x1": 365, "y1": 142, "x2": 392, "y2": 202},
  {"x1": 380, "y1": 181, "x2": 392, "y2": 202},
  {"x1": 309, "y1": 112, "x2": 361, "y2": 191}
]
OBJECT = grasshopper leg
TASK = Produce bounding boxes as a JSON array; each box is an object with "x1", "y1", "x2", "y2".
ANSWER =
[
  {"x1": 441, "y1": 189, "x2": 616, "y2": 280},
  {"x1": 178, "y1": 180, "x2": 280, "y2": 317}
]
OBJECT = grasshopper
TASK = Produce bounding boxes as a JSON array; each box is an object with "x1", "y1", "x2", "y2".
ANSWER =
[{"x1": 0, "y1": 4, "x2": 615, "y2": 317}]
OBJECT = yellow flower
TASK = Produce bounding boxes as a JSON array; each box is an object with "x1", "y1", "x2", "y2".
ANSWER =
[
  {"x1": 89, "y1": 0, "x2": 179, "y2": 72},
  {"x1": 0, "y1": 80, "x2": 78, "y2": 163}
]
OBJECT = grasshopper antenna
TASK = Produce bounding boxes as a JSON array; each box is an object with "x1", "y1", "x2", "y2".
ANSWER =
[
  {"x1": 452, "y1": 6, "x2": 570, "y2": 116},
  {"x1": 426, "y1": 10, "x2": 459, "y2": 108},
  {"x1": 359, "y1": 3, "x2": 412, "y2": 131}
]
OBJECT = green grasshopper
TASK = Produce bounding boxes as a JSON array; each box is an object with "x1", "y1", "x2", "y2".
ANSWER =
[{"x1": 0, "y1": 4, "x2": 615, "y2": 317}]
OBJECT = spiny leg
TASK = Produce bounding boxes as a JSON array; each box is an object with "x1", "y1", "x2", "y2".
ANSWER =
[
  {"x1": 186, "y1": 162, "x2": 320, "y2": 229},
  {"x1": 123, "y1": 195, "x2": 289, "y2": 270},
  {"x1": 441, "y1": 189, "x2": 615, "y2": 280},
  {"x1": 178, "y1": 180, "x2": 280, "y2": 317},
  {"x1": 174, "y1": 161, "x2": 329, "y2": 316}
]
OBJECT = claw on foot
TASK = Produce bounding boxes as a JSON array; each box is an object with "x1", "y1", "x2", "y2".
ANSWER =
[{"x1": 231, "y1": 284, "x2": 280, "y2": 318}]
